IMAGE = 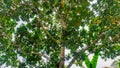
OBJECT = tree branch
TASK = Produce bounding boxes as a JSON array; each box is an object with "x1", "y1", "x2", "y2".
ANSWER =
[
  {"x1": 32, "y1": 51, "x2": 50, "y2": 60},
  {"x1": 36, "y1": 18, "x2": 60, "y2": 45},
  {"x1": 21, "y1": 50, "x2": 50, "y2": 60},
  {"x1": 44, "y1": 29, "x2": 60, "y2": 44},
  {"x1": 67, "y1": 32, "x2": 105, "y2": 68},
  {"x1": 67, "y1": 32, "x2": 120, "y2": 68},
  {"x1": 33, "y1": 4, "x2": 60, "y2": 45}
]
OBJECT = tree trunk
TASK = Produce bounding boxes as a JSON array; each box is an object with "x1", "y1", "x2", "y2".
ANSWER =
[
  {"x1": 59, "y1": 47, "x2": 65, "y2": 68},
  {"x1": 59, "y1": 20, "x2": 66, "y2": 68}
]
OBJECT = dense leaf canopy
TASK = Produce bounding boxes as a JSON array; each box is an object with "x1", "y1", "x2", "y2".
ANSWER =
[{"x1": 0, "y1": 0, "x2": 120, "y2": 68}]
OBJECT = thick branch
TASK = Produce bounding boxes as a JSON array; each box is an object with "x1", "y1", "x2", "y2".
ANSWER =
[{"x1": 67, "y1": 32, "x2": 105, "y2": 68}]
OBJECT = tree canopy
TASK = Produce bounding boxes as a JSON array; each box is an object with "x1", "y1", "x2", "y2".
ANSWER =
[{"x1": 0, "y1": 0, "x2": 120, "y2": 68}]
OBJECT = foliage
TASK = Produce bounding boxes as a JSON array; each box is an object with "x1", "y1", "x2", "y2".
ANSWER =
[{"x1": 0, "y1": 0, "x2": 120, "y2": 68}]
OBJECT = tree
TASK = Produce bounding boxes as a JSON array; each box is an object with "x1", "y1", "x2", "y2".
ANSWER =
[{"x1": 0, "y1": 0, "x2": 120, "y2": 68}]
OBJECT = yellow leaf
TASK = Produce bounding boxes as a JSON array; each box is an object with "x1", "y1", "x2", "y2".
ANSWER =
[
  {"x1": 94, "y1": 16, "x2": 101, "y2": 24},
  {"x1": 96, "y1": 20, "x2": 101, "y2": 24},
  {"x1": 112, "y1": 20, "x2": 116, "y2": 24}
]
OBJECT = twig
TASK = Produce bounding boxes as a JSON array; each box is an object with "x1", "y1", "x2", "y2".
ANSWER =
[{"x1": 32, "y1": 51, "x2": 50, "y2": 60}]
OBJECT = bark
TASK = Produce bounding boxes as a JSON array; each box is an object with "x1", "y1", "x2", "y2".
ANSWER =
[
  {"x1": 59, "y1": 21, "x2": 66, "y2": 68},
  {"x1": 59, "y1": 0, "x2": 67, "y2": 67},
  {"x1": 59, "y1": 47, "x2": 65, "y2": 68}
]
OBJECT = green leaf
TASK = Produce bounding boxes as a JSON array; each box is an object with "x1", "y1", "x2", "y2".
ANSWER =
[
  {"x1": 84, "y1": 53, "x2": 91, "y2": 68},
  {"x1": 91, "y1": 52, "x2": 100, "y2": 68}
]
